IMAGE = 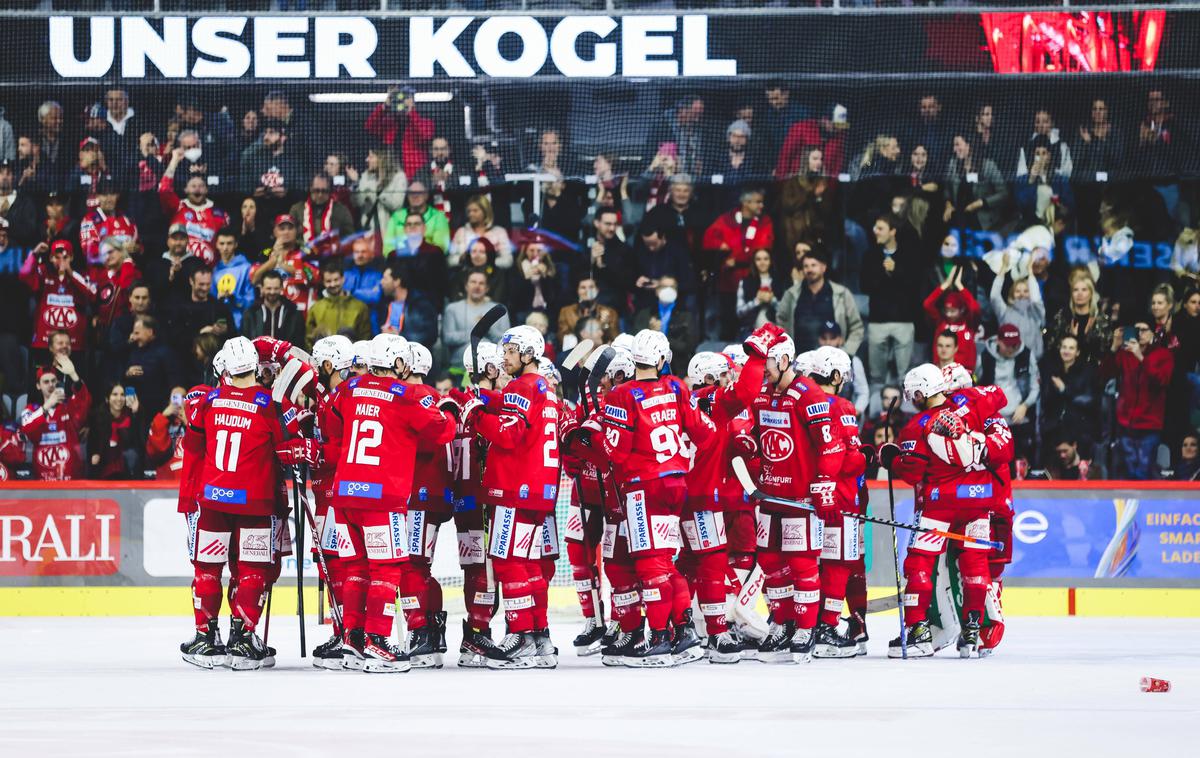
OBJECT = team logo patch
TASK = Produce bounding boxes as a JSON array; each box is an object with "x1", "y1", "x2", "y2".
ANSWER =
[
  {"x1": 420, "y1": 395, "x2": 434, "y2": 408},
  {"x1": 840, "y1": 414, "x2": 857, "y2": 427},
  {"x1": 543, "y1": 484, "x2": 557, "y2": 501},
  {"x1": 338, "y1": 480, "x2": 383, "y2": 499},
  {"x1": 604, "y1": 405, "x2": 628, "y2": 422},
  {"x1": 536, "y1": 379, "x2": 547, "y2": 394},
  {"x1": 207, "y1": 389, "x2": 220, "y2": 401},
  {"x1": 630, "y1": 388, "x2": 645, "y2": 402},
  {"x1": 759, "y1": 410, "x2": 790, "y2": 428},
  {"x1": 957, "y1": 484, "x2": 993, "y2": 499},
  {"x1": 901, "y1": 440, "x2": 917, "y2": 451},
  {"x1": 389, "y1": 383, "x2": 407, "y2": 396},
  {"x1": 519, "y1": 484, "x2": 530, "y2": 500},
  {"x1": 805, "y1": 402, "x2": 829, "y2": 417},
  {"x1": 253, "y1": 392, "x2": 270, "y2": 407},
  {"x1": 503, "y1": 393, "x2": 531, "y2": 411},
  {"x1": 760, "y1": 429, "x2": 795, "y2": 462}
]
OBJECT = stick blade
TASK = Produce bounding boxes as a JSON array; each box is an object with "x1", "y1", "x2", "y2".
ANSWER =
[
  {"x1": 731, "y1": 456, "x2": 759, "y2": 500},
  {"x1": 561, "y1": 338, "x2": 594, "y2": 372},
  {"x1": 587, "y1": 347, "x2": 616, "y2": 397}
]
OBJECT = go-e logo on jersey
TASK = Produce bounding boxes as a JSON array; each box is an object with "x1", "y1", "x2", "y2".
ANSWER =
[
  {"x1": 760, "y1": 429, "x2": 794, "y2": 462},
  {"x1": 204, "y1": 485, "x2": 246, "y2": 504},
  {"x1": 339, "y1": 480, "x2": 383, "y2": 499},
  {"x1": 956, "y1": 484, "x2": 993, "y2": 499}
]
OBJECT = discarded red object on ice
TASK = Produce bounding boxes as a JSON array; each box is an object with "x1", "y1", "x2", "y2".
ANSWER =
[{"x1": 1140, "y1": 677, "x2": 1170, "y2": 693}]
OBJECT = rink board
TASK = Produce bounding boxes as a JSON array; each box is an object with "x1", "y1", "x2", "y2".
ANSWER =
[{"x1": 1, "y1": 480, "x2": 1198, "y2": 617}]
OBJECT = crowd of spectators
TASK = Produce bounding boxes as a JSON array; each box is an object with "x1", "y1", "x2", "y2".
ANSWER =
[{"x1": 1, "y1": 83, "x2": 1199, "y2": 482}]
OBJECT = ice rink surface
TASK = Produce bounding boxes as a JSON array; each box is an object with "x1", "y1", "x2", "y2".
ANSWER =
[{"x1": 0, "y1": 615, "x2": 1195, "y2": 758}]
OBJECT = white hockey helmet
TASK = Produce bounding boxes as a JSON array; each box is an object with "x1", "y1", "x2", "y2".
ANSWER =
[
  {"x1": 904, "y1": 363, "x2": 947, "y2": 405},
  {"x1": 721, "y1": 344, "x2": 749, "y2": 368},
  {"x1": 630, "y1": 329, "x2": 671, "y2": 367},
  {"x1": 368, "y1": 333, "x2": 410, "y2": 372},
  {"x1": 211, "y1": 347, "x2": 228, "y2": 379},
  {"x1": 311, "y1": 335, "x2": 355, "y2": 373},
  {"x1": 688, "y1": 351, "x2": 729, "y2": 386},
  {"x1": 351, "y1": 340, "x2": 373, "y2": 369},
  {"x1": 408, "y1": 342, "x2": 433, "y2": 377},
  {"x1": 463, "y1": 340, "x2": 500, "y2": 376},
  {"x1": 613, "y1": 332, "x2": 635, "y2": 353},
  {"x1": 220, "y1": 337, "x2": 259, "y2": 377},
  {"x1": 942, "y1": 362, "x2": 974, "y2": 392},
  {"x1": 813, "y1": 345, "x2": 852, "y2": 382},
  {"x1": 606, "y1": 348, "x2": 636, "y2": 380},
  {"x1": 767, "y1": 333, "x2": 796, "y2": 368},
  {"x1": 500, "y1": 325, "x2": 545, "y2": 360},
  {"x1": 794, "y1": 350, "x2": 818, "y2": 377},
  {"x1": 537, "y1": 357, "x2": 561, "y2": 385}
]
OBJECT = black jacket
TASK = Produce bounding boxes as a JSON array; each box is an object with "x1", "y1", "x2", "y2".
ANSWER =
[
  {"x1": 241, "y1": 299, "x2": 305, "y2": 347},
  {"x1": 860, "y1": 244, "x2": 921, "y2": 323}
]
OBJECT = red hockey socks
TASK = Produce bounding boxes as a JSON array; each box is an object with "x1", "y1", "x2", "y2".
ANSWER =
[
  {"x1": 902, "y1": 552, "x2": 936, "y2": 625},
  {"x1": 400, "y1": 561, "x2": 429, "y2": 630},
  {"x1": 232, "y1": 567, "x2": 267, "y2": 632},
  {"x1": 324, "y1": 557, "x2": 346, "y2": 609},
  {"x1": 494, "y1": 557, "x2": 535, "y2": 633},
  {"x1": 462, "y1": 564, "x2": 495, "y2": 631},
  {"x1": 791, "y1": 556, "x2": 821, "y2": 630},
  {"x1": 958, "y1": 550, "x2": 991, "y2": 617},
  {"x1": 819, "y1": 561, "x2": 853, "y2": 627},
  {"x1": 365, "y1": 563, "x2": 402, "y2": 637},
  {"x1": 846, "y1": 566, "x2": 868, "y2": 622},
  {"x1": 568, "y1": 538, "x2": 600, "y2": 619},
  {"x1": 191, "y1": 563, "x2": 223, "y2": 631},
  {"x1": 341, "y1": 558, "x2": 369, "y2": 631},
  {"x1": 694, "y1": 550, "x2": 729, "y2": 635},
  {"x1": 669, "y1": 571, "x2": 692, "y2": 626},
  {"x1": 634, "y1": 555, "x2": 676, "y2": 632},
  {"x1": 758, "y1": 551, "x2": 795, "y2": 623},
  {"x1": 531, "y1": 559, "x2": 553, "y2": 630}
]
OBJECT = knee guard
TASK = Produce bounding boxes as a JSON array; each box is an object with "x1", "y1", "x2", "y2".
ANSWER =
[
  {"x1": 232, "y1": 567, "x2": 268, "y2": 632},
  {"x1": 365, "y1": 563, "x2": 403, "y2": 636},
  {"x1": 340, "y1": 557, "x2": 370, "y2": 631},
  {"x1": 819, "y1": 562, "x2": 853, "y2": 627},
  {"x1": 790, "y1": 557, "x2": 821, "y2": 630},
  {"x1": 191, "y1": 563, "x2": 224, "y2": 630},
  {"x1": 957, "y1": 550, "x2": 992, "y2": 615},
  {"x1": 634, "y1": 554, "x2": 676, "y2": 631},
  {"x1": 462, "y1": 564, "x2": 495, "y2": 630}
]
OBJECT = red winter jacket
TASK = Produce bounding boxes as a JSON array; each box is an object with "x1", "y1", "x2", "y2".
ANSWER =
[
  {"x1": 1107, "y1": 346, "x2": 1174, "y2": 431},
  {"x1": 924, "y1": 286, "x2": 981, "y2": 371},
  {"x1": 702, "y1": 210, "x2": 776, "y2": 294},
  {"x1": 774, "y1": 119, "x2": 847, "y2": 179},
  {"x1": 364, "y1": 104, "x2": 435, "y2": 183}
]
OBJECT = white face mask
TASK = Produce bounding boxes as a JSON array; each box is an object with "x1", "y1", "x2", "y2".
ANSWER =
[
  {"x1": 941, "y1": 241, "x2": 958, "y2": 259},
  {"x1": 582, "y1": 288, "x2": 598, "y2": 302},
  {"x1": 184, "y1": 147, "x2": 202, "y2": 163},
  {"x1": 658, "y1": 286, "x2": 678, "y2": 305},
  {"x1": 405, "y1": 233, "x2": 423, "y2": 249}
]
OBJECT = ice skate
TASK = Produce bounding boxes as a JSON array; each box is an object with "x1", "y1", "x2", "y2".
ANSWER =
[
  {"x1": 533, "y1": 629, "x2": 559, "y2": 669},
  {"x1": 624, "y1": 628, "x2": 676, "y2": 668},
  {"x1": 888, "y1": 621, "x2": 934, "y2": 658},
  {"x1": 846, "y1": 614, "x2": 869, "y2": 657},
  {"x1": 600, "y1": 620, "x2": 621, "y2": 648},
  {"x1": 180, "y1": 620, "x2": 225, "y2": 669},
  {"x1": 405, "y1": 626, "x2": 442, "y2": 669},
  {"x1": 458, "y1": 620, "x2": 498, "y2": 668},
  {"x1": 362, "y1": 633, "x2": 411, "y2": 673},
  {"x1": 340, "y1": 627, "x2": 367, "y2": 671},
  {"x1": 670, "y1": 610, "x2": 705, "y2": 665},
  {"x1": 790, "y1": 626, "x2": 815, "y2": 663},
  {"x1": 229, "y1": 618, "x2": 274, "y2": 669},
  {"x1": 312, "y1": 630, "x2": 344, "y2": 670},
  {"x1": 573, "y1": 616, "x2": 605, "y2": 656},
  {"x1": 707, "y1": 631, "x2": 742, "y2": 664},
  {"x1": 812, "y1": 620, "x2": 859, "y2": 659},
  {"x1": 226, "y1": 625, "x2": 269, "y2": 671},
  {"x1": 486, "y1": 632, "x2": 538, "y2": 669},
  {"x1": 431, "y1": 611, "x2": 449, "y2": 655},
  {"x1": 601, "y1": 626, "x2": 641, "y2": 667},
  {"x1": 957, "y1": 611, "x2": 982, "y2": 658},
  {"x1": 756, "y1": 618, "x2": 795, "y2": 664}
]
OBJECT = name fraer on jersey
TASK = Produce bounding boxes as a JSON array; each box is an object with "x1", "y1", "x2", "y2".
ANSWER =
[{"x1": 601, "y1": 374, "x2": 717, "y2": 484}]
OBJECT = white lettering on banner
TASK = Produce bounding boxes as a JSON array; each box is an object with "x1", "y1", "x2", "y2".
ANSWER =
[
  {"x1": 0, "y1": 512, "x2": 116, "y2": 564},
  {"x1": 49, "y1": 15, "x2": 736, "y2": 80}
]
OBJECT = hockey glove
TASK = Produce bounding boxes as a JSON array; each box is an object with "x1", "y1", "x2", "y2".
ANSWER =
[
  {"x1": 437, "y1": 396, "x2": 461, "y2": 414},
  {"x1": 930, "y1": 408, "x2": 967, "y2": 440},
  {"x1": 459, "y1": 397, "x2": 485, "y2": 428},
  {"x1": 809, "y1": 479, "x2": 836, "y2": 511},
  {"x1": 878, "y1": 442, "x2": 901, "y2": 470},
  {"x1": 276, "y1": 437, "x2": 320, "y2": 467},
  {"x1": 929, "y1": 430, "x2": 987, "y2": 468},
  {"x1": 732, "y1": 432, "x2": 758, "y2": 457},
  {"x1": 577, "y1": 418, "x2": 603, "y2": 448},
  {"x1": 743, "y1": 322, "x2": 788, "y2": 359},
  {"x1": 858, "y1": 444, "x2": 877, "y2": 466}
]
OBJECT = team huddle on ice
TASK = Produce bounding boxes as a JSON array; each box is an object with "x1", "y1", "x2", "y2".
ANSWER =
[{"x1": 176, "y1": 317, "x2": 1013, "y2": 673}]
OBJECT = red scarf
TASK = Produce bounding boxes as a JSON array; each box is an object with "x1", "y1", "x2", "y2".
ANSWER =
[
  {"x1": 735, "y1": 211, "x2": 762, "y2": 252},
  {"x1": 302, "y1": 199, "x2": 333, "y2": 243}
]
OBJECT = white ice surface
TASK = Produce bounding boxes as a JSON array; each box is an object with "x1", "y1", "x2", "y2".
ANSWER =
[{"x1": 0, "y1": 615, "x2": 1195, "y2": 758}]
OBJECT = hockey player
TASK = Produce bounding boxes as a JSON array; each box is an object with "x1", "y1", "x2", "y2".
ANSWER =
[
  {"x1": 940, "y1": 362, "x2": 1014, "y2": 656},
  {"x1": 459, "y1": 326, "x2": 562, "y2": 669},
  {"x1": 351, "y1": 340, "x2": 372, "y2": 376},
  {"x1": 331, "y1": 334, "x2": 457, "y2": 673},
  {"x1": 307, "y1": 335, "x2": 355, "y2": 669},
  {"x1": 882, "y1": 364, "x2": 1003, "y2": 658},
  {"x1": 683, "y1": 343, "x2": 770, "y2": 664},
  {"x1": 181, "y1": 337, "x2": 316, "y2": 670},
  {"x1": 590, "y1": 330, "x2": 719, "y2": 667},
  {"x1": 806, "y1": 346, "x2": 868, "y2": 658},
  {"x1": 452, "y1": 341, "x2": 503, "y2": 667},
  {"x1": 399, "y1": 342, "x2": 456, "y2": 668},
  {"x1": 747, "y1": 333, "x2": 845, "y2": 663},
  {"x1": 565, "y1": 347, "x2": 647, "y2": 666}
]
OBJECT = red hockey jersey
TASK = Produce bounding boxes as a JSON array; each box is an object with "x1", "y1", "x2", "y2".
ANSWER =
[
  {"x1": 158, "y1": 175, "x2": 228, "y2": 266},
  {"x1": 332, "y1": 373, "x2": 455, "y2": 512},
  {"x1": 830, "y1": 394, "x2": 867, "y2": 512},
  {"x1": 21, "y1": 257, "x2": 96, "y2": 350},
  {"x1": 409, "y1": 382, "x2": 454, "y2": 516},
  {"x1": 749, "y1": 376, "x2": 844, "y2": 515},
  {"x1": 600, "y1": 375, "x2": 717, "y2": 485},
  {"x1": 79, "y1": 208, "x2": 138, "y2": 268},
  {"x1": 174, "y1": 385, "x2": 212, "y2": 513},
  {"x1": 473, "y1": 371, "x2": 561, "y2": 513},
  {"x1": 686, "y1": 357, "x2": 765, "y2": 508},
  {"x1": 20, "y1": 385, "x2": 92, "y2": 481},
  {"x1": 189, "y1": 384, "x2": 289, "y2": 516}
]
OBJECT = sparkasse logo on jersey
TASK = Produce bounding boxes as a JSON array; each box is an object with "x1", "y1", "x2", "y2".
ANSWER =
[{"x1": 0, "y1": 498, "x2": 120, "y2": 576}]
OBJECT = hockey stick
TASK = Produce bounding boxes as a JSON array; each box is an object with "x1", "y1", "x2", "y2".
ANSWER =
[
  {"x1": 292, "y1": 466, "x2": 307, "y2": 658},
  {"x1": 559, "y1": 340, "x2": 601, "y2": 627},
  {"x1": 729, "y1": 457, "x2": 1004, "y2": 551},
  {"x1": 291, "y1": 464, "x2": 344, "y2": 633},
  {"x1": 884, "y1": 395, "x2": 906, "y2": 659},
  {"x1": 468, "y1": 304, "x2": 507, "y2": 597}
]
